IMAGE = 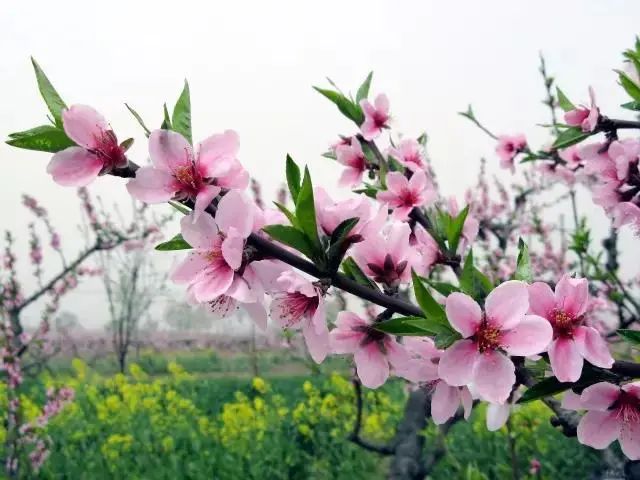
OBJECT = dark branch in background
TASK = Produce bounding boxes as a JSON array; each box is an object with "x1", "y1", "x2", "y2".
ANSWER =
[{"x1": 348, "y1": 378, "x2": 394, "y2": 455}]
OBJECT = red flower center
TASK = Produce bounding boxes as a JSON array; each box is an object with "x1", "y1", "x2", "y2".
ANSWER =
[
  {"x1": 614, "y1": 391, "x2": 640, "y2": 424},
  {"x1": 475, "y1": 321, "x2": 502, "y2": 352},
  {"x1": 551, "y1": 309, "x2": 579, "y2": 339},
  {"x1": 90, "y1": 130, "x2": 126, "y2": 171},
  {"x1": 278, "y1": 293, "x2": 319, "y2": 327}
]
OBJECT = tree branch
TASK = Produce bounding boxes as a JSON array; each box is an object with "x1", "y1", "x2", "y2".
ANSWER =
[{"x1": 347, "y1": 378, "x2": 394, "y2": 455}]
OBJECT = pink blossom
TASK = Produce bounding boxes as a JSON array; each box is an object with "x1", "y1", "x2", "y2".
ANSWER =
[
  {"x1": 329, "y1": 311, "x2": 410, "y2": 388},
  {"x1": 359, "y1": 94, "x2": 390, "y2": 140},
  {"x1": 564, "y1": 87, "x2": 599, "y2": 133},
  {"x1": 528, "y1": 275, "x2": 613, "y2": 382},
  {"x1": 127, "y1": 129, "x2": 248, "y2": 220},
  {"x1": 377, "y1": 170, "x2": 436, "y2": 220},
  {"x1": 495, "y1": 134, "x2": 527, "y2": 171},
  {"x1": 529, "y1": 459, "x2": 541, "y2": 475},
  {"x1": 314, "y1": 187, "x2": 374, "y2": 237},
  {"x1": 47, "y1": 105, "x2": 127, "y2": 186},
  {"x1": 558, "y1": 145, "x2": 584, "y2": 171},
  {"x1": 269, "y1": 271, "x2": 329, "y2": 363},
  {"x1": 438, "y1": 281, "x2": 552, "y2": 404},
  {"x1": 335, "y1": 137, "x2": 367, "y2": 187},
  {"x1": 577, "y1": 382, "x2": 640, "y2": 460},
  {"x1": 388, "y1": 138, "x2": 426, "y2": 172},
  {"x1": 411, "y1": 225, "x2": 440, "y2": 276},
  {"x1": 352, "y1": 222, "x2": 416, "y2": 286}
]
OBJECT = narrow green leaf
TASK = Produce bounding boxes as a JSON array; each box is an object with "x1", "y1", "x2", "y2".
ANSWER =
[
  {"x1": 341, "y1": 257, "x2": 380, "y2": 291},
  {"x1": 618, "y1": 329, "x2": 640, "y2": 346},
  {"x1": 295, "y1": 167, "x2": 321, "y2": 251},
  {"x1": 617, "y1": 70, "x2": 640, "y2": 102},
  {"x1": 518, "y1": 376, "x2": 572, "y2": 404},
  {"x1": 327, "y1": 217, "x2": 360, "y2": 271},
  {"x1": 161, "y1": 103, "x2": 172, "y2": 129},
  {"x1": 424, "y1": 279, "x2": 461, "y2": 296},
  {"x1": 355, "y1": 71, "x2": 373, "y2": 103},
  {"x1": 172, "y1": 80, "x2": 192, "y2": 144},
  {"x1": 120, "y1": 138, "x2": 134, "y2": 152},
  {"x1": 459, "y1": 250, "x2": 493, "y2": 302},
  {"x1": 552, "y1": 127, "x2": 590, "y2": 150},
  {"x1": 515, "y1": 238, "x2": 533, "y2": 282},
  {"x1": 555, "y1": 87, "x2": 575, "y2": 112},
  {"x1": 286, "y1": 155, "x2": 301, "y2": 202},
  {"x1": 434, "y1": 330, "x2": 463, "y2": 349},
  {"x1": 273, "y1": 201, "x2": 299, "y2": 228},
  {"x1": 168, "y1": 201, "x2": 191, "y2": 215},
  {"x1": 6, "y1": 125, "x2": 74, "y2": 153},
  {"x1": 313, "y1": 86, "x2": 364, "y2": 125},
  {"x1": 125, "y1": 103, "x2": 151, "y2": 136},
  {"x1": 155, "y1": 234, "x2": 192, "y2": 251},
  {"x1": 411, "y1": 270, "x2": 447, "y2": 323},
  {"x1": 447, "y1": 205, "x2": 469, "y2": 254},
  {"x1": 262, "y1": 224, "x2": 315, "y2": 259},
  {"x1": 374, "y1": 316, "x2": 438, "y2": 336},
  {"x1": 31, "y1": 58, "x2": 67, "y2": 127},
  {"x1": 621, "y1": 101, "x2": 640, "y2": 111},
  {"x1": 329, "y1": 218, "x2": 359, "y2": 246}
]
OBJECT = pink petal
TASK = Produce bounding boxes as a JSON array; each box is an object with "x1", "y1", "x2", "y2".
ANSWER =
[
  {"x1": 338, "y1": 167, "x2": 363, "y2": 187},
  {"x1": 311, "y1": 297, "x2": 327, "y2": 335},
  {"x1": 561, "y1": 391, "x2": 584, "y2": 410},
  {"x1": 620, "y1": 418, "x2": 640, "y2": 460},
  {"x1": 47, "y1": 147, "x2": 103, "y2": 186},
  {"x1": 437, "y1": 339, "x2": 479, "y2": 386},
  {"x1": 548, "y1": 338, "x2": 583, "y2": 382},
  {"x1": 126, "y1": 166, "x2": 176, "y2": 203},
  {"x1": 198, "y1": 130, "x2": 239, "y2": 178},
  {"x1": 215, "y1": 190, "x2": 253, "y2": 238},
  {"x1": 221, "y1": 228, "x2": 244, "y2": 270},
  {"x1": 193, "y1": 185, "x2": 221, "y2": 221},
  {"x1": 484, "y1": 280, "x2": 529, "y2": 330},
  {"x1": 243, "y1": 301, "x2": 268, "y2": 331},
  {"x1": 385, "y1": 339, "x2": 411, "y2": 371},
  {"x1": 192, "y1": 266, "x2": 234, "y2": 302},
  {"x1": 149, "y1": 129, "x2": 192, "y2": 171},
  {"x1": 354, "y1": 343, "x2": 389, "y2": 389},
  {"x1": 216, "y1": 160, "x2": 250, "y2": 189},
  {"x1": 501, "y1": 314, "x2": 552, "y2": 356},
  {"x1": 250, "y1": 260, "x2": 290, "y2": 294},
  {"x1": 486, "y1": 402, "x2": 511, "y2": 431},
  {"x1": 445, "y1": 293, "x2": 482, "y2": 337},
  {"x1": 554, "y1": 274, "x2": 589, "y2": 318},
  {"x1": 359, "y1": 120, "x2": 379, "y2": 141},
  {"x1": 579, "y1": 382, "x2": 620, "y2": 411},
  {"x1": 330, "y1": 312, "x2": 366, "y2": 354},
  {"x1": 180, "y1": 212, "x2": 218, "y2": 250},
  {"x1": 431, "y1": 381, "x2": 460, "y2": 425},
  {"x1": 170, "y1": 252, "x2": 208, "y2": 284},
  {"x1": 226, "y1": 274, "x2": 259, "y2": 303},
  {"x1": 527, "y1": 282, "x2": 556, "y2": 319},
  {"x1": 387, "y1": 222, "x2": 411, "y2": 262},
  {"x1": 374, "y1": 94, "x2": 389, "y2": 114},
  {"x1": 408, "y1": 170, "x2": 427, "y2": 192},
  {"x1": 573, "y1": 326, "x2": 614, "y2": 369},
  {"x1": 472, "y1": 350, "x2": 515, "y2": 404},
  {"x1": 577, "y1": 410, "x2": 620, "y2": 449},
  {"x1": 385, "y1": 172, "x2": 407, "y2": 194},
  {"x1": 460, "y1": 387, "x2": 473, "y2": 420},
  {"x1": 62, "y1": 105, "x2": 108, "y2": 149},
  {"x1": 302, "y1": 317, "x2": 329, "y2": 364}
]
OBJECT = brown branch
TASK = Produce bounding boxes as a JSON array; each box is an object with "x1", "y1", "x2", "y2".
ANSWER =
[{"x1": 347, "y1": 378, "x2": 394, "y2": 455}]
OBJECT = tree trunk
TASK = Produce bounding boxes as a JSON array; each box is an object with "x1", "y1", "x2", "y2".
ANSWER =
[{"x1": 388, "y1": 388, "x2": 431, "y2": 480}]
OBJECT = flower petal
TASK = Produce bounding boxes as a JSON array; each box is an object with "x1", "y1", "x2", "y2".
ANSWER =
[
  {"x1": 431, "y1": 381, "x2": 460, "y2": 425},
  {"x1": 555, "y1": 274, "x2": 589, "y2": 318},
  {"x1": 548, "y1": 337, "x2": 583, "y2": 382},
  {"x1": 192, "y1": 266, "x2": 234, "y2": 302},
  {"x1": 620, "y1": 418, "x2": 640, "y2": 460},
  {"x1": 170, "y1": 252, "x2": 208, "y2": 284},
  {"x1": 180, "y1": 212, "x2": 218, "y2": 250},
  {"x1": 193, "y1": 185, "x2": 222, "y2": 222},
  {"x1": 302, "y1": 318, "x2": 329, "y2": 364},
  {"x1": 198, "y1": 130, "x2": 239, "y2": 178},
  {"x1": 438, "y1": 339, "x2": 479, "y2": 386},
  {"x1": 501, "y1": 314, "x2": 552, "y2": 356},
  {"x1": 126, "y1": 166, "x2": 176, "y2": 203},
  {"x1": 149, "y1": 129, "x2": 192, "y2": 171},
  {"x1": 354, "y1": 343, "x2": 389, "y2": 389},
  {"x1": 215, "y1": 190, "x2": 254, "y2": 238},
  {"x1": 47, "y1": 147, "x2": 103, "y2": 186},
  {"x1": 221, "y1": 227, "x2": 244, "y2": 270},
  {"x1": 577, "y1": 410, "x2": 620, "y2": 449},
  {"x1": 573, "y1": 326, "x2": 614, "y2": 369},
  {"x1": 580, "y1": 382, "x2": 620, "y2": 411},
  {"x1": 62, "y1": 105, "x2": 108, "y2": 148},
  {"x1": 445, "y1": 293, "x2": 482, "y2": 337},
  {"x1": 527, "y1": 282, "x2": 556, "y2": 319},
  {"x1": 486, "y1": 402, "x2": 511, "y2": 431},
  {"x1": 472, "y1": 351, "x2": 515, "y2": 404},
  {"x1": 243, "y1": 301, "x2": 268, "y2": 331},
  {"x1": 484, "y1": 280, "x2": 529, "y2": 330}
]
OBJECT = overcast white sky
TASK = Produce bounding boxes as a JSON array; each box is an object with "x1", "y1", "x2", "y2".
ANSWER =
[{"x1": 2, "y1": 0, "x2": 639, "y2": 328}]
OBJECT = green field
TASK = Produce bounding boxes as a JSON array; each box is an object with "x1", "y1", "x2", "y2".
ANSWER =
[{"x1": 4, "y1": 351, "x2": 601, "y2": 479}]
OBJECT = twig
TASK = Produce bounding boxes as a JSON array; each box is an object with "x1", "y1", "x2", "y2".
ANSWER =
[{"x1": 347, "y1": 378, "x2": 394, "y2": 455}]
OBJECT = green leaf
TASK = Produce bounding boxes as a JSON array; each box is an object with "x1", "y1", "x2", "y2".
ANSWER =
[
  {"x1": 155, "y1": 234, "x2": 192, "y2": 251},
  {"x1": 411, "y1": 270, "x2": 446, "y2": 323},
  {"x1": 355, "y1": 71, "x2": 373, "y2": 103},
  {"x1": 172, "y1": 80, "x2": 192, "y2": 144},
  {"x1": 555, "y1": 87, "x2": 575, "y2": 112},
  {"x1": 459, "y1": 250, "x2": 493, "y2": 302},
  {"x1": 125, "y1": 103, "x2": 151, "y2": 136},
  {"x1": 341, "y1": 257, "x2": 379, "y2": 291},
  {"x1": 286, "y1": 155, "x2": 301, "y2": 202},
  {"x1": 327, "y1": 218, "x2": 360, "y2": 271},
  {"x1": 616, "y1": 70, "x2": 640, "y2": 102},
  {"x1": 6, "y1": 125, "x2": 74, "y2": 152},
  {"x1": 618, "y1": 329, "x2": 640, "y2": 346},
  {"x1": 329, "y1": 217, "x2": 359, "y2": 247},
  {"x1": 552, "y1": 127, "x2": 590, "y2": 150},
  {"x1": 31, "y1": 58, "x2": 67, "y2": 127},
  {"x1": 295, "y1": 167, "x2": 321, "y2": 251},
  {"x1": 374, "y1": 316, "x2": 437, "y2": 336},
  {"x1": 168, "y1": 200, "x2": 191, "y2": 215},
  {"x1": 273, "y1": 201, "x2": 299, "y2": 228},
  {"x1": 424, "y1": 279, "x2": 461, "y2": 296},
  {"x1": 621, "y1": 101, "x2": 640, "y2": 111},
  {"x1": 262, "y1": 225, "x2": 315, "y2": 259},
  {"x1": 514, "y1": 238, "x2": 533, "y2": 282},
  {"x1": 434, "y1": 329, "x2": 463, "y2": 349},
  {"x1": 447, "y1": 205, "x2": 469, "y2": 254},
  {"x1": 161, "y1": 103, "x2": 172, "y2": 130},
  {"x1": 120, "y1": 138, "x2": 134, "y2": 152},
  {"x1": 313, "y1": 87, "x2": 364, "y2": 125}
]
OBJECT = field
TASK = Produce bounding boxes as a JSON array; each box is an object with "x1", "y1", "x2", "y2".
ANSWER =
[{"x1": 3, "y1": 349, "x2": 602, "y2": 480}]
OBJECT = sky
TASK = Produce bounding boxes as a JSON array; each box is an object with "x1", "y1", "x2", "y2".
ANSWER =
[{"x1": 1, "y1": 0, "x2": 639, "y2": 328}]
